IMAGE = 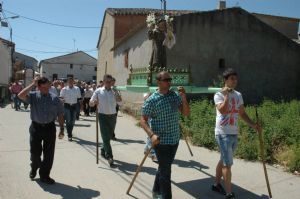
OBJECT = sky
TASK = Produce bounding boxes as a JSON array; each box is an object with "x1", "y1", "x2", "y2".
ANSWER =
[{"x1": 0, "y1": 0, "x2": 299, "y2": 62}]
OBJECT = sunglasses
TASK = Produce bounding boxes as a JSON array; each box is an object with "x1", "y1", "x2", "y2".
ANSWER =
[{"x1": 159, "y1": 78, "x2": 172, "y2": 82}]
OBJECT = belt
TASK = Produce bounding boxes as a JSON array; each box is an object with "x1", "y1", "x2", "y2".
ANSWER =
[
  {"x1": 64, "y1": 103, "x2": 77, "y2": 106},
  {"x1": 32, "y1": 121, "x2": 54, "y2": 127}
]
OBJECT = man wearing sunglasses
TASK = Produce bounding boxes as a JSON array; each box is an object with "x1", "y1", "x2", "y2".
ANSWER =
[{"x1": 141, "y1": 71, "x2": 190, "y2": 199}]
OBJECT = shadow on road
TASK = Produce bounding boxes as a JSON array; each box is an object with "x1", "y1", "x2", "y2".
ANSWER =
[
  {"x1": 80, "y1": 118, "x2": 96, "y2": 122},
  {"x1": 36, "y1": 180, "x2": 100, "y2": 199},
  {"x1": 173, "y1": 159, "x2": 209, "y2": 170},
  {"x1": 172, "y1": 177, "x2": 270, "y2": 199},
  {"x1": 113, "y1": 138, "x2": 145, "y2": 145},
  {"x1": 114, "y1": 159, "x2": 157, "y2": 176}
]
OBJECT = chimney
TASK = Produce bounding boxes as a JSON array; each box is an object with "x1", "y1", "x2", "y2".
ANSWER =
[{"x1": 218, "y1": 1, "x2": 226, "y2": 10}]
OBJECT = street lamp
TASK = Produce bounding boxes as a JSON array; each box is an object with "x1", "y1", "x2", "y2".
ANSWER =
[{"x1": 0, "y1": 15, "x2": 19, "y2": 42}]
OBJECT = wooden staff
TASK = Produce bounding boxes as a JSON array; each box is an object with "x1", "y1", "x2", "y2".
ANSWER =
[
  {"x1": 126, "y1": 147, "x2": 152, "y2": 194},
  {"x1": 179, "y1": 123, "x2": 193, "y2": 157},
  {"x1": 96, "y1": 107, "x2": 99, "y2": 164},
  {"x1": 255, "y1": 106, "x2": 272, "y2": 198}
]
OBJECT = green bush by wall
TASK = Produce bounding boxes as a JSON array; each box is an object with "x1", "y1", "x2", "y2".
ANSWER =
[{"x1": 181, "y1": 99, "x2": 300, "y2": 172}]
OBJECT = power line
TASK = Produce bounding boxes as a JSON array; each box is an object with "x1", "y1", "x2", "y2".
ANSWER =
[
  {"x1": 3, "y1": 9, "x2": 100, "y2": 29},
  {"x1": 16, "y1": 47, "x2": 97, "y2": 54},
  {"x1": 13, "y1": 34, "x2": 74, "y2": 50}
]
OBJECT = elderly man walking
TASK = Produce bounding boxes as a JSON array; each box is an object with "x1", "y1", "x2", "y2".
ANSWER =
[
  {"x1": 18, "y1": 77, "x2": 64, "y2": 184},
  {"x1": 140, "y1": 71, "x2": 190, "y2": 199}
]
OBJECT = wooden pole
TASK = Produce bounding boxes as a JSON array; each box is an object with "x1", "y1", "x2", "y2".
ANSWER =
[
  {"x1": 179, "y1": 123, "x2": 193, "y2": 157},
  {"x1": 96, "y1": 107, "x2": 99, "y2": 164},
  {"x1": 126, "y1": 147, "x2": 152, "y2": 194},
  {"x1": 255, "y1": 106, "x2": 272, "y2": 198}
]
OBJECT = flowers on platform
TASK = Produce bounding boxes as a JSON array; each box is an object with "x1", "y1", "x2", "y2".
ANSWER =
[{"x1": 146, "y1": 13, "x2": 156, "y2": 28}]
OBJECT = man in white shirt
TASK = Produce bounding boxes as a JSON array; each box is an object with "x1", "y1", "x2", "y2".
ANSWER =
[
  {"x1": 89, "y1": 74, "x2": 122, "y2": 167},
  {"x1": 59, "y1": 77, "x2": 82, "y2": 141},
  {"x1": 212, "y1": 68, "x2": 261, "y2": 199},
  {"x1": 83, "y1": 84, "x2": 93, "y2": 116}
]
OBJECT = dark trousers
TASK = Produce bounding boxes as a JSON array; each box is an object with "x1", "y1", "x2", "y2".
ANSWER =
[
  {"x1": 83, "y1": 98, "x2": 91, "y2": 116},
  {"x1": 111, "y1": 105, "x2": 120, "y2": 139},
  {"x1": 98, "y1": 113, "x2": 116, "y2": 158},
  {"x1": 29, "y1": 121, "x2": 56, "y2": 178},
  {"x1": 153, "y1": 143, "x2": 179, "y2": 199},
  {"x1": 64, "y1": 104, "x2": 76, "y2": 137},
  {"x1": 13, "y1": 95, "x2": 21, "y2": 110}
]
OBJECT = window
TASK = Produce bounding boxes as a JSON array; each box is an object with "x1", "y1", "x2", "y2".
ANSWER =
[
  {"x1": 124, "y1": 49, "x2": 129, "y2": 68},
  {"x1": 52, "y1": 74, "x2": 58, "y2": 81},
  {"x1": 92, "y1": 76, "x2": 96, "y2": 80},
  {"x1": 70, "y1": 64, "x2": 73, "y2": 69},
  {"x1": 219, "y1": 58, "x2": 225, "y2": 69},
  {"x1": 67, "y1": 74, "x2": 73, "y2": 78},
  {"x1": 94, "y1": 67, "x2": 97, "y2": 71}
]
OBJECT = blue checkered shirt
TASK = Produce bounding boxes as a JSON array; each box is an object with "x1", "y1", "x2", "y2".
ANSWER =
[{"x1": 142, "y1": 90, "x2": 182, "y2": 145}]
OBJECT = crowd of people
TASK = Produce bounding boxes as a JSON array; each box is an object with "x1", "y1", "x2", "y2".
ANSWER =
[{"x1": 14, "y1": 68, "x2": 261, "y2": 199}]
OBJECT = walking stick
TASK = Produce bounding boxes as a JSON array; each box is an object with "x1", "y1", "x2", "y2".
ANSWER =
[
  {"x1": 255, "y1": 106, "x2": 272, "y2": 198},
  {"x1": 179, "y1": 123, "x2": 193, "y2": 157},
  {"x1": 96, "y1": 107, "x2": 99, "y2": 164},
  {"x1": 126, "y1": 147, "x2": 152, "y2": 195}
]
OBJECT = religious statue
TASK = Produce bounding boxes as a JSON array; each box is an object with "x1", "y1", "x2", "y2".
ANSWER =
[{"x1": 147, "y1": 13, "x2": 176, "y2": 69}]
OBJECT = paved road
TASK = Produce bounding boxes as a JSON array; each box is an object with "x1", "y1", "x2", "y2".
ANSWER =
[{"x1": 0, "y1": 106, "x2": 299, "y2": 199}]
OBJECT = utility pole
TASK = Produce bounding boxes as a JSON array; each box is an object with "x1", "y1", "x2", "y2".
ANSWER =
[{"x1": 161, "y1": 0, "x2": 167, "y2": 14}]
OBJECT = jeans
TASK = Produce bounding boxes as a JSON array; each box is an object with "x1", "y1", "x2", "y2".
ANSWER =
[
  {"x1": 83, "y1": 98, "x2": 91, "y2": 116},
  {"x1": 153, "y1": 143, "x2": 179, "y2": 199},
  {"x1": 98, "y1": 113, "x2": 116, "y2": 158},
  {"x1": 29, "y1": 122, "x2": 56, "y2": 178},
  {"x1": 64, "y1": 105, "x2": 76, "y2": 137},
  {"x1": 215, "y1": 134, "x2": 238, "y2": 166},
  {"x1": 13, "y1": 94, "x2": 21, "y2": 110}
]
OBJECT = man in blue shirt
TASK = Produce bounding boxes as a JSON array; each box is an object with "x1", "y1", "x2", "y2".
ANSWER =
[
  {"x1": 18, "y1": 77, "x2": 64, "y2": 185},
  {"x1": 140, "y1": 71, "x2": 190, "y2": 199}
]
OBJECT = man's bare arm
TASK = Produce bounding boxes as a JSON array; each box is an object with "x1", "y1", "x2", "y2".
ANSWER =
[
  {"x1": 140, "y1": 115, "x2": 160, "y2": 146},
  {"x1": 18, "y1": 77, "x2": 38, "y2": 101}
]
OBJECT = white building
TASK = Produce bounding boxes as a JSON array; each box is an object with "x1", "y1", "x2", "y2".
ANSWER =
[
  {"x1": 39, "y1": 51, "x2": 97, "y2": 82},
  {"x1": 0, "y1": 38, "x2": 14, "y2": 101}
]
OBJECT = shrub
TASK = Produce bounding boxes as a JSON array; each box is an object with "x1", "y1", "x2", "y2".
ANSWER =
[{"x1": 181, "y1": 99, "x2": 300, "y2": 172}]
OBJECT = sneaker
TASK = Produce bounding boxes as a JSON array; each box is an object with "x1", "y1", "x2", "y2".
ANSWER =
[
  {"x1": 40, "y1": 177, "x2": 55, "y2": 185},
  {"x1": 58, "y1": 133, "x2": 64, "y2": 139},
  {"x1": 29, "y1": 168, "x2": 37, "y2": 179},
  {"x1": 152, "y1": 192, "x2": 162, "y2": 199},
  {"x1": 212, "y1": 183, "x2": 226, "y2": 195},
  {"x1": 151, "y1": 155, "x2": 158, "y2": 162},
  {"x1": 225, "y1": 192, "x2": 235, "y2": 199},
  {"x1": 107, "y1": 158, "x2": 114, "y2": 167}
]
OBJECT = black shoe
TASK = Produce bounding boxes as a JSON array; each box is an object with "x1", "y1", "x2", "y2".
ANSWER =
[
  {"x1": 225, "y1": 192, "x2": 235, "y2": 199},
  {"x1": 107, "y1": 158, "x2": 114, "y2": 167},
  {"x1": 29, "y1": 169, "x2": 37, "y2": 179},
  {"x1": 212, "y1": 183, "x2": 226, "y2": 195},
  {"x1": 101, "y1": 149, "x2": 108, "y2": 159},
  {"x1": 40, "y1": 177, "x2": 55, "y2": 185},
  {"x1": 68, "y1": 137, "x2": 72, "y2": 142}
]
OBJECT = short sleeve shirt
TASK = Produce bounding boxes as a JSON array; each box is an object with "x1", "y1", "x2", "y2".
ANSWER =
[
  {"x1": 90, "y1": 87, "x2": 117, "y2": 114},
  {"x1": 214, "y1": 90, "x2": 244, "y2": 135},
  {"x1": 142, "y1": 90, "x2": 182, "y2": 145},
  {"x1": 28, "y1": 91, "x2": 64, "y2": 124},
  {"x1": 60, "y1": 86, "x2": 81, "y2": 104}
]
